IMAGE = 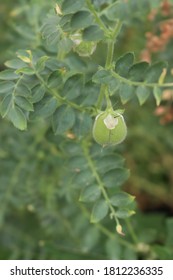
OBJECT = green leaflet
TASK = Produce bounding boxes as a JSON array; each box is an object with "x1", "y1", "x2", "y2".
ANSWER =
[
  {"x1": 62, "y1": 74, "x2": 84, "y2": 100},
  {"x1": 15, "y1": 96, "x2": 34, "y2": 112},
  {"x1": 110, "y1": 192, "x2": 135, "y2": 207},
  {"x1": 71, "y1": 11, "x2": 93, "y2": 29},
  {"x1": 41, "y1": 15, "x2": 61, "y2": 45},
  {"x1": 102, "y1": 168, "x2": 130, "y2": 188},
  {"x1": 47, "y1": 70, "x2": 63, "y2": 89},
  {"x1": 115, "y1": 52, "x2": 134, "y2": 77},
  {"x1": 0, "y1": 69, "x2": 19, "y2": 80},
  {"x1": 129, "y1": 62, "x2": 149, "y2": 81},
  {"x1": 30, "y1": 96, "x2": 58, "y2": 120},
  {"x1": 35, "y1": 56, "x2": 49, "y2": 73},
  {"x1": 83, "y1": 25, "x2": 104, "y2": 41},
  {"x1": 73, "y1": 111, "x2": 92, "y2": 138},
  {"x1": 103, "y1": 0, "x2": 129, "y2": 22},
  {"x1": 52, "y1": 105, "x2": 75, "y2": 134},
  {"x1": 92, "y1": 69, "x2": 112, "y2": 84},
  {"x1": 136, "y1": 86, "x2": 150, "y2": 105},
  {"x1": 90, "y1": 200, "x2": 109, "y2": 223},
  {"x1": 153, "y1": 86, "x2": 163, "y2": 106},
  {"x1": 119, "y1": 83, "x2": 134, "y2": 104},
  {"x1": 0, "y1": 81, "x2": 15, "y2": 94},
  {"x1": 115, "y1": 209, "x2": 135, "y2": 219},
  {"x1": 0, "y1": 94, "x2": 13, "y2": 118},
  {"x1": 7, "y1": 106, "x2": 27, "y2": 130},
  {"x1": 61, "y1": 0, "x2": 85, "y2": 14},
  {"x1": 95, "y1": 154, "x2": 125, "y2": 174},
  {"x1": 79, "y1": 184, "x2": 101, "y2": 202},
  {"x1": 31, "y1": 84, "x2": 45, "y2": 103},
  {"x1": 5, "y1": 58, "x2": 27, "y2": 70},
  {"x1": 145, "y1": 62, "x2": 167, "y2": 83}
]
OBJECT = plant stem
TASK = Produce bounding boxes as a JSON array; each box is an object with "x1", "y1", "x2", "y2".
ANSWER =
[
  {"x1": 33, "y1": 68, "x2": 84, "y2": 112},
  {"x1": 125, "y1": 219, "x2": 138, "y2": 244},
  {"x1": 86, "y1": 0, "x2": 108, "y2": 34},
  {"x1": 105, "y1": 20, "x2": 122, "y2": 69},
  {"x1": 97, "y1": 20, "x2": 122, "y2": 109},
  {"x1": 112, "y1": 70, "x2": 173, "y2": 88},
  {"x1": 83, "y1": 143, "x2": 120, "y2": 227},
  {"x1": 79, "y1": 203, "x2": 136, "y2": 251}
]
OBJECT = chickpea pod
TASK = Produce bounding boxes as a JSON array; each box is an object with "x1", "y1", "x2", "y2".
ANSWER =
[{"x1": 92, "y1": 110, "x2": 127, "y2": 146}]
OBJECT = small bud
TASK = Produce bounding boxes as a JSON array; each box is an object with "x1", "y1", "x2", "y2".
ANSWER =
[{"x1": 116, "y1": 224, "x2": 125, "y2": 236}]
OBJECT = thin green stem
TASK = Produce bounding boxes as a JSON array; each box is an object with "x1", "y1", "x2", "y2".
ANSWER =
[
  {"x1": 97, "y1": 20, "x2": 123, "y2": 109},
  {"x1": 79, "y1": 203, "x2": 136, "y2": 251},
  {"x1": 33, "y1": 68, "x2": 84, "y2": 112},
  {"x1": 105, "y1": 20, "x2": 122, "y2": 69},
  {"x1": 86, "y1": 0, "x2": 108, "y2": 34},
  {"x1": 112, "y1": 70, "x2": 173, "y2": 88},
  {"x1": 125, "y1": 219, "x2": 138, "y2": 244},
  {"x1": 105, "y1": 42, "x2": 115, "y2": 69},
  {"x1": 82, "y1": 143, "x2": 119, "y2": 226},
  {"x1": 96, "y1": 84, "x2": 106, "y2": 110}
]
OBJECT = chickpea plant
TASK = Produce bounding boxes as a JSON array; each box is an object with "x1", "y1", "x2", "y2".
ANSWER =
[{"x1": 0, "y1": 0, "x2": 173, "y2": 238}]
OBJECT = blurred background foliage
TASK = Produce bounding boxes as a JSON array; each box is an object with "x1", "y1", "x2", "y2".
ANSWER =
[{"x1": 0, "y1": 0, "x2": 173, "y2": 260}]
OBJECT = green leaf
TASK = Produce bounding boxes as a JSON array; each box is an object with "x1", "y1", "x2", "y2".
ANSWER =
[
  {"x1": 41, "y1": 15, "x2": 61, "y2": 45},
  {"x1": 35, "y1": 56, "x2": 49, "y2": 72},
  {"x1": 110, "y1": 192, "x2": 135, "y2": 207},
  {"x1": 73, "y1": 170, "x2": 94, "y2": 188},
  {"x1": 5, "y1": 58, "x2": 27, "y2": 69},
  {"x1": 47, "y1": 70, "x2": 63, "y2": 89},
  {"x1": 30, "y1": 96, "x2": 57, "y2": 120},
  {"x1": 0, "y1": 70, "x2": 19, "y2": 80},
  {"x1": 15, "y1": 96, "x2": 34, "y2": 111},
  {"x1": 153, "y1": 86, "x2": 162, "y2": 106},
  {"x1": 145, "y1": 62, "x2": 167, "y2": 83},
  {"x1": 90, "y1": 200, "x2": 109, "y2": 223},
  {"x1": 58, "y1": 38, "x2": 73, "y2": 54},
  {"x1": 7, "y1": 106, "x2": 27, "y2": 130},
  {"x1": 71, "y1": 11, "x2": 93, "y2": 29},
  {"x1": 129, "y1": 62, "x2": 149, "y2": 81},
  {"x1": 96, "y1": 154, "x2": 125, "y2": 174},
  {"x1": 31, "y1": 84, "x2": 45, "y2": 103},
  {"x1": 73, "y1": 111, "x2": 92, "y2": 137},
  {"x1": 115, "y1": 52, "x2": 134, "y2": 77},
  {"x1": 15, "y1": 84, "x2": 31, "y2": 98},
  {"x1": 116, "y1": 209, "x2": 135, "y2": 219},
  {"x1": 52, "y1": 105, "x2": 75, "y2": 134},
  {"x1": 81, "y1": 82, "x2": 99, "y2": 106},
  {"x1": 62, "y1": 74, "x2": 83, "y2": 100},
  {"x1": 62, "y1": 0, "x2": 85, "y2": 14},
  {"x1": 79, "y1": 184, "x2": 101, "y2": 202},
  {"x1": 0, "y1": 81, "x2": 15, "y2": 94},
  {"x1": 68, "y1": 156, "x2": 87, "y2": 170},
  {"x1": 16, "y1": 67, "x2": 35, "y2": 75},
  {"x1": 103, "y1": 168, "x2": 130, "y2": 188},
  {"x1": 103, "y1": 1, "x2": 129, "y2": 22},
  {"x1": 136, "y1": 85, "x2": 150, "y2": 105},
  {"x1": 119, "y1": 83, "x2": 134, "y2": 104},
  {"x1": 92, "y1": 69, "x2": 112, "y2": 84},
  {"x1": 0, "y1": 94, "x2": 13, "y2": 118},
  {"x1": 46, "y1": 58, "x2": 67, "y2": 71},
  {"x1": 83, "y1": 25, "x2": 104, "y2": 41}
]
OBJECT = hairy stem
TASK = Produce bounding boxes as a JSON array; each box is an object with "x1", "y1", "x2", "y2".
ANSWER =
[
  {"x1": 86, "y1": 0, "x2": 108, "y2": 34},
  {"x1": 82, "y1": 143, "x2": 120, "y2": 226}
]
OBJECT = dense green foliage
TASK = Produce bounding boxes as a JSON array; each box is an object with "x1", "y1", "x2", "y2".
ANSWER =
[{"x1": 0, "y1": 0, "x2": 173, "y2": 260}]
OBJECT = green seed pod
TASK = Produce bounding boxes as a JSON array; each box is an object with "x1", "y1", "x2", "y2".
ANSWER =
[{"x1": 92, "y1": 111, "x2": 127, "y2": 146}]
